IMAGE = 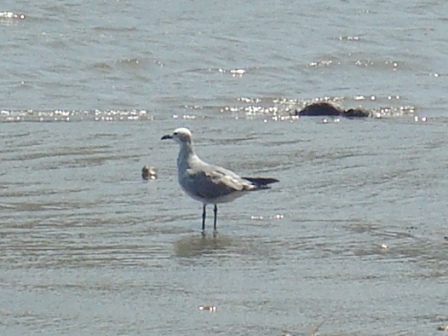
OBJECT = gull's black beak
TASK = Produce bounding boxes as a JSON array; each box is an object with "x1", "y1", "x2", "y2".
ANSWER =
[{"x1": 161, "y1": 134, "x2": 172, "y2": 140}]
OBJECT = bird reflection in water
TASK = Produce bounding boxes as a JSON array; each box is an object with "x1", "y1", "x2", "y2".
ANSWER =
[{"x1": 174, "y1": 233, "x2": 233, "y2": 258}]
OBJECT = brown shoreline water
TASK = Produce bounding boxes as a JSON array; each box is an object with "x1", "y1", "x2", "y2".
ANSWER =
[
  {"x1": 1, "y1": 118, "x2": 447, "y2": 335},
  {"x1": 2, "y1": 0, "x2": 448, "y2": 334}
]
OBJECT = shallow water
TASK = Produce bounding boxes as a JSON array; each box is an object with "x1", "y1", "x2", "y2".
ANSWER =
[
  {"x1": 1, "y1": 0, "x2": 448, "y2": 335},
  {"x1": 2, "y1": 119, "x2": 447, "y2": 335}
]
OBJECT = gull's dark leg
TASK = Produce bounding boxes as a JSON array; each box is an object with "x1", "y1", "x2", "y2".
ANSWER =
[
  {"x1": 202, "y1": 204, "x2": 206, "y2": 232},
  {"x1": 213, "y1": 204, "x2": 218, "y2": 232}
]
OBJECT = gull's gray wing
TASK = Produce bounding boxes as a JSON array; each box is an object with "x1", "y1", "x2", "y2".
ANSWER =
[{"x1": 182, "y1": 163, "x2": 253, "y2": 200}]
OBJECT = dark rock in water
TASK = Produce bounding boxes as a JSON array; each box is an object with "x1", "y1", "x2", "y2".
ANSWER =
[
  {"x1": 295, "y1": 102, "x2": 370, "y2": 118},
  {"x1": 142, "y1": 165, "x2": 157, "y2": 180},
  {"x1": 342, "y1": 108, "x2": 370, "y2": 118},
  {"x1": 295, "y1": 102, "x2": 344, "y2": 117}
]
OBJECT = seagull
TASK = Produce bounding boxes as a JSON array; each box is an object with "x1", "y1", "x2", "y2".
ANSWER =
[{"x1": 161, "y1": 127, "x2": 279, "y2": 232}]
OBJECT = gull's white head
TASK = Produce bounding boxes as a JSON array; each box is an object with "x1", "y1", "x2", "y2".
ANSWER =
[{"x1": 161, "y1": 127, "x2": 193, "y2": 145}]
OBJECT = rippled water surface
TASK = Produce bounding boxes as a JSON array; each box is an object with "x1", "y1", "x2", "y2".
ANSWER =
[{"x1": 1, "y1": 0, "x2": 448, "y2": 335}]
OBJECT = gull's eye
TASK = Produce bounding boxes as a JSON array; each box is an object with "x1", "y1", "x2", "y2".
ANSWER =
[{"x1": 173, "y1": 132, "x2": 178, "y2": 135}]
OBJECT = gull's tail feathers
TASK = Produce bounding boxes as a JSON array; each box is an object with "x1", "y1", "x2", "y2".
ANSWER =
[{"x1": 243, "y1": 177, "x2": 279, "y2": 189}]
